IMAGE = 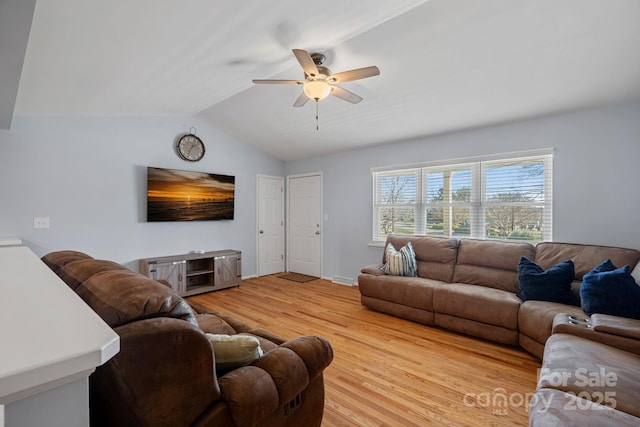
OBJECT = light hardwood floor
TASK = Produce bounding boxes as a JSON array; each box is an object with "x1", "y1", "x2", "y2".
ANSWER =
[{"x1": 189, "y1": 275, "x2": 541, "y2": 427}]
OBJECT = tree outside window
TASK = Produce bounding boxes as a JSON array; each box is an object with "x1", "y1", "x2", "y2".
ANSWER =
[{"x1": 375, "y1": 172, "x2": 417, "y2": 239}]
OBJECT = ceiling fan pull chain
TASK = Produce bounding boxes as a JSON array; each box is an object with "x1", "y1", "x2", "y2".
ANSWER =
[{"x1": 315, "y1": 100, "x2": 319, "y2": 131}]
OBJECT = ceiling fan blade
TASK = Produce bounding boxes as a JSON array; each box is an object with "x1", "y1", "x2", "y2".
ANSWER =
[
  {"x1": 292, "y1": 49, "x2": 320, "y2": 77},
  {"x1": 328, "y1": 66, "x2": 380, "y2": 83},
  {"x1": 252, "y1": 79, "x2": 303, "y2": 85},
  {"x1": 330, "y1": 86, "x2": 363, "y2": 104},
  {"x1": 293, "y1": 92, "x2": 309, "y2": 108}
]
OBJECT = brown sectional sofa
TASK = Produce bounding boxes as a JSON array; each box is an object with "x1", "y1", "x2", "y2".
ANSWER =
[
  {"x1": 358, "y1": 235, "x2": 640, "y2": 425},
  {"x1": 42, "y1": 250, "x2": 334, "y2": 427},
  {"x1": 359, "y1": 235, "x2": 640, "y2": 358}
]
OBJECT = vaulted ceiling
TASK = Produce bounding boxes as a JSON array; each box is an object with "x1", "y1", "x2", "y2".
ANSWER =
[{"x1": 5, "y1": 0, "x2": 640, "y2": 160}]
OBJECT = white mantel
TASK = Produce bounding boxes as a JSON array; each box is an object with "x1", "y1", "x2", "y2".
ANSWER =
[{"x1": 0, "y1": 247, "x2": 119, "y2": 426}]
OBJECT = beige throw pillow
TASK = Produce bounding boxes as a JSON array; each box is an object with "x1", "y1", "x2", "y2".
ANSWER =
[{"x1": 206, "y1": 333, "x2": 264, "y2": 371}]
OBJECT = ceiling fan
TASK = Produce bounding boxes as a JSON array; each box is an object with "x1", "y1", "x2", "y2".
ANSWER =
[{"x1": 252, "y1": 49, "x2": 380, "y2": 107}]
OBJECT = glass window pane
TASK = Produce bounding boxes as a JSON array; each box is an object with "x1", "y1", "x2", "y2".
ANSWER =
[
  {"x1": 485, "y1": 161, "x2": 545, "y2": 203},
  {"x1": 426, "y1": 207, "x2": 443, "y2": 235},
  {"x1": 426, "y1": 206, "x2": 471, "y2": 237},
  {"x1": 426, "y1": 172, "x2": 444, "y2": 202},
  {"x1": 425, "y1": 167, "x2": 473, "y2": 237},
  {"x1": 426, "y1": 170, "x2": 472, "y2": 204},
  {"x1": 377, "y1": 173, "x2": 416, "y2": 205},
  {"x1": 452, "y1": 206, "x2": 470, "y2": 237},
  {"x1": 485, "y1": 205, "x2": 544, "y2": 242},
  {"x1": 377, "y1": 206, "x2": 415, "y2": 238}
]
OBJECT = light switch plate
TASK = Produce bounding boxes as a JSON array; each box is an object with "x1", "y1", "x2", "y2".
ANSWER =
[{"x1": 34, "y1": 217, "x2": 50, "y2": 229}]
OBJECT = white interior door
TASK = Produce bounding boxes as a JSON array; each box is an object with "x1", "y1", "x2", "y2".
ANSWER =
[
  {"x1": 257, "y1": 175, "x2": 284, "y2": 276},
  {"x1": 287, "y1": 173, "x2": 322, "y2": 277}
]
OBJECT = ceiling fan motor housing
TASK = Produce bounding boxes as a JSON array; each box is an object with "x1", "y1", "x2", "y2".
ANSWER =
[
  {"x1": 304, "y1": 53, "x2": 331, "y2": 79},
  {"x1": 310, "y1": 52, "x2": 326, "y2": 65},
  {"x1": 306, "y1": 65, "x2": 331, "y2": 80}
]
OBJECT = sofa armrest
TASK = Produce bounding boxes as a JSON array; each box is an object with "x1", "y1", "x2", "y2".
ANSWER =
[
  {"x1": 361, "y1": 264, "x2": 385, "y2": 276},
  {"x1": 91, "y1": 317, "x2": 220, "y2": 427},
  {"x1": 246, "y1": 328, "x2": 287, "y2": 345},
  {"x1": 552, "y1": 313, "x2": 640, "y2": 355},
  {"x1": 591, "y1": 314, "x2": 640, "y2": 340},
  {"x1": 218, "y1": 335, "x2": 333, "y2": 427}
]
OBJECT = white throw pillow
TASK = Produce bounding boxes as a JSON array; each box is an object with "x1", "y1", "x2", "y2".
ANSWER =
[
  {"x1": 383, "y1": 242, "x2": 418, "y2": 277},
  {"x1": 632, "y1": 262, "x2": 640, "y2": 286},
  {"x1": 206, "y1": 333, "x2": 264, "y2": 371}
]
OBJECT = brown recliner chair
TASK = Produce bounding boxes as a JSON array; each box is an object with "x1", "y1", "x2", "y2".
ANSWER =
[{"x1": 42, "y1": 250, "x2": 333, "y2": 427}]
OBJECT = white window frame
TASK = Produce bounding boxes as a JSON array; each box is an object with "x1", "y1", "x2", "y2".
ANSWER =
[
  {"x1": 372, "y1": 168, "x2": 420, "y2": 238},
  {"x1": 371, "y1": 149, "x2": 553, "y2": 245}
]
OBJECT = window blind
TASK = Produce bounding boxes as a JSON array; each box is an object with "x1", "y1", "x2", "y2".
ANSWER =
[{"x1": 372, "y1": 151, "x2": 553, "y2": 244}]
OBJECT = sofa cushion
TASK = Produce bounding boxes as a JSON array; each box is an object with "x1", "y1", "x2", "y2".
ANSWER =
[
  {"x1": 384, "y1": 235, "x2": 458, "y2": 282},
  {"x1": 358, "y1": 274, "x2": 438, "y2": 311},
  {"x1": 196, "y1": 313, "x2": 237, "y2": 335},
  {"x1": 452, "y1": 239, "x2": 535, "y2": 293},
  {"x1": 540, "y1": 333, "x2": 640, "y2": 419},
  {"x1": 535, "y1": 242, "x2": 640, "y2": 281},
  {"x1": 360, "y1": 295, "x2": 435, "y2": 325},
  {"x1": 517, "y1": 257, "x2": 579, "y2": 305},
  {"x1": 102, "y1": 317, "x2": 221, "y2": 427},
  {"x1": 76, "y1": 270, "x2": 198, "y2": 327},
  {"x1": 383, "y1": 242, "x2": 417, "y2": 276},
  {"x1": 530, "y1": 388, "x2": 640, "y2": 427},
  {"x1": 580, "y1": 260, "x2": 640, "y2": 320},
  {"x1": 518, "y1": 300, "x2": 586, "y2": 348},
  {"x1": 41, "y1": 250, "x2": 94, "y2": 275},
  {"x1": 435, "y1": 313, "x2": 519, "y2": 345},
  {"x1": 58, "y1": 258, "x2": 129, "y2": 290},
  {"x1": 432, "y1": 283, "x2": 521, "y2": 330}
]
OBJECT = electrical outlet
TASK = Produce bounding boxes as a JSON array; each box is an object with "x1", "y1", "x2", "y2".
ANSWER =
[{"x1": 34, "y1": 217, "x2": 50, "y2": 229}]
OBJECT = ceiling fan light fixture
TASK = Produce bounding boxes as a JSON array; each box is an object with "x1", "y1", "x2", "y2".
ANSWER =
[{"x1": 303, "y1": 80, "x2": 331, "y2": 101}]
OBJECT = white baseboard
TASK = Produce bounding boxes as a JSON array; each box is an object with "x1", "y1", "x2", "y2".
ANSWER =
[{"x1": 328, "y1": 276, "x2": 356, "y2": 286}]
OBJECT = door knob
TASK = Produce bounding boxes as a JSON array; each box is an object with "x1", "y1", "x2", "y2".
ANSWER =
[{"x1": 259, "y1": 230, "x2": 264, "y2": 234}]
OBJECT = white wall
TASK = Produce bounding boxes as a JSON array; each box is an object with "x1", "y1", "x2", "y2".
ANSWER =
[
  {"x1": 4, "y1": 378, "x2": 88, "y2": 427},
  {"x1": 2, "y1": 102, "x2": 639, "y2": 282},
  {"x1": 285, "y1": 101, "x2": 640, "y2": 283},
  {"x1": 0, "y1": 116, "x2": 283, "y2": 273}
]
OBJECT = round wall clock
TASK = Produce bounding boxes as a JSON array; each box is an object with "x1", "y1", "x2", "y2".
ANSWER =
[{"x1": 176, "y1": 133, "x2": 205, "y2": 162}]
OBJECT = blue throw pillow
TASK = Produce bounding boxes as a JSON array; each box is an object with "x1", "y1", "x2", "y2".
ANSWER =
[
  {"x1": 580, "y1": 259, "x2": 640, "y2": 320},
  {"x1": 517, "y1": 257, "x2": 579, "y2": 305}
]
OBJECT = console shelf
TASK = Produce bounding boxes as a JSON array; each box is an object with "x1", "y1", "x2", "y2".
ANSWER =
[{"x1": 140, "y1": 250, "x2": 241, "y2": 296}]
